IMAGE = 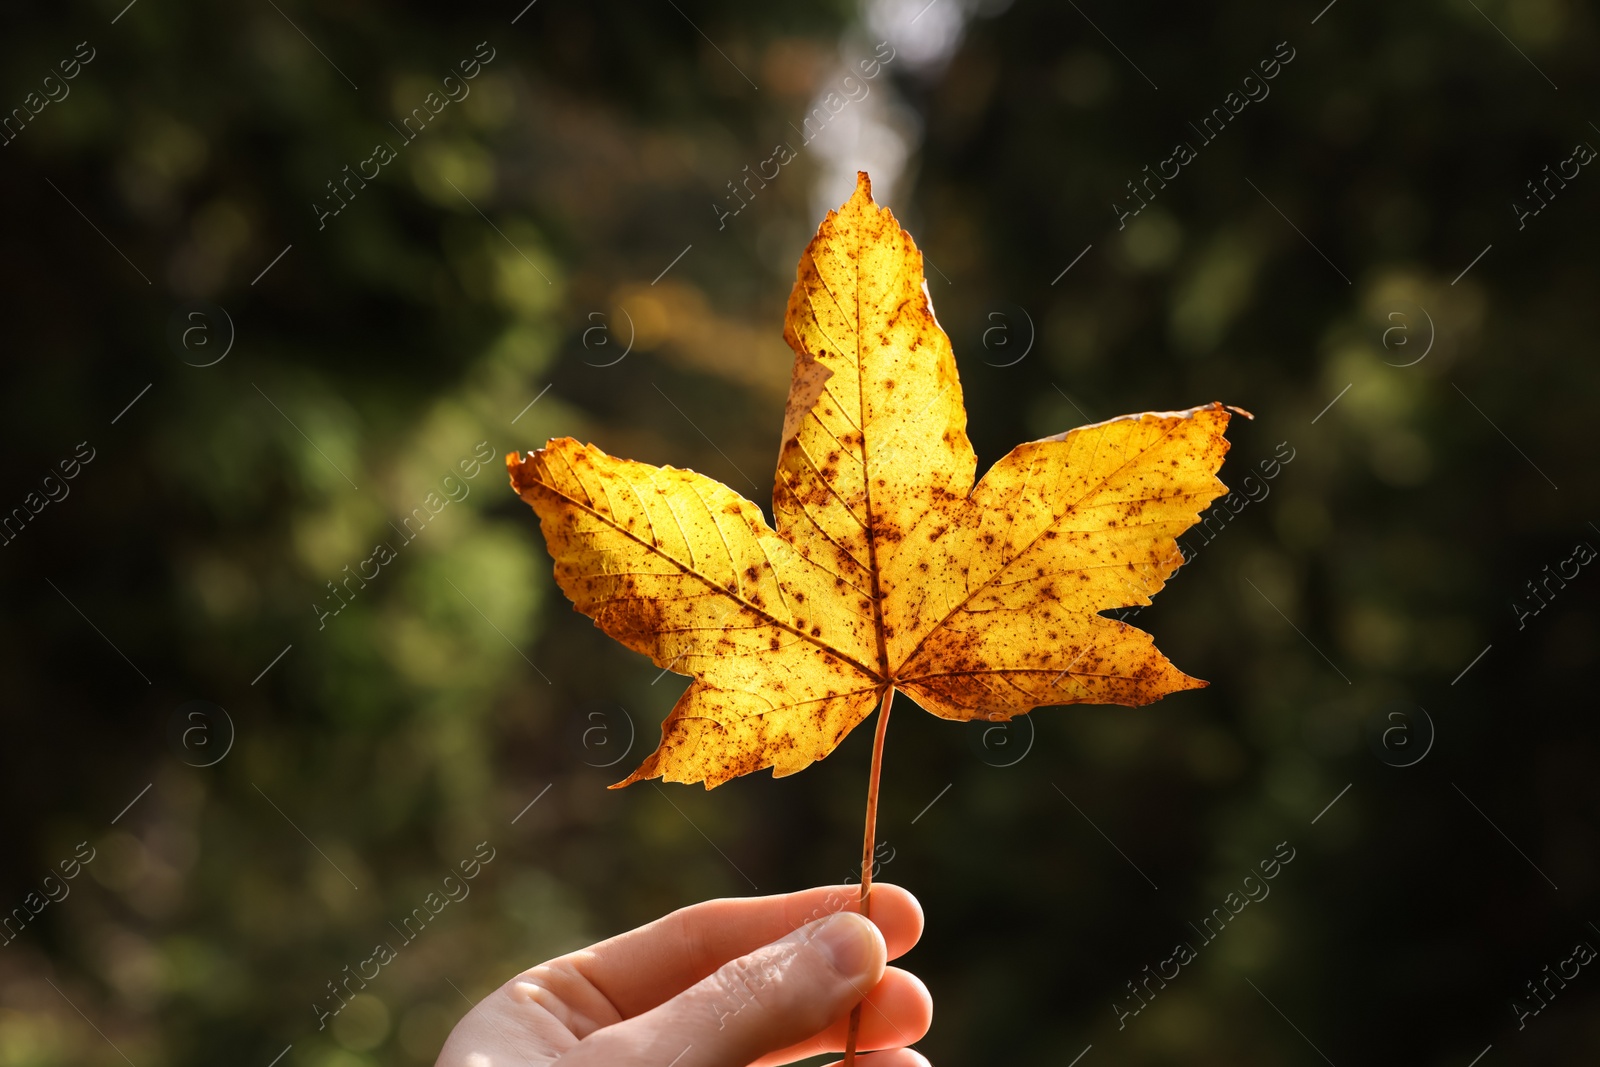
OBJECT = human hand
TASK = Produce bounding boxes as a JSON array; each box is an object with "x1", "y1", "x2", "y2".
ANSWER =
[{"x1": 435, "y1": 883, "x2": 932, "y2": 1067}]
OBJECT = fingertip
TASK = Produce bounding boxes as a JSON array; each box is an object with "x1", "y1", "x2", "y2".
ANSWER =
[
  {"x1": 863, "y1": 882, "x2": 924, "y2": 960},
  {"x1": 783, "y1": 884, "x2": 923, "y2": 959},
  {"x1": 895, "y1": 966, "x2": 934, "y2": 1028},
  {"x1": 868, "y1": 882, "x2": 924, "y2": 928},
  {"x1": 853, "y1": 965, "x2": 933, "y2": 1049},
  {"x1": 747, "y1": 963, "x2": 932, "y2": 1066},
  {"x1": 813, "y1": 910, "x2": 888, "y2": 982}
]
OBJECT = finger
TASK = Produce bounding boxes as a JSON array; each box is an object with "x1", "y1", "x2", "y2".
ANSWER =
[
  {"x1": 819, "y1": 1051, "x2": 931, "y2": 1067},
  {"x1": 559, "y1": 910, "x2": 887, "y2": 1067},
  {"x1": 751, "y1": 966, "x2": 931, "y2": 1066},
  {"x1": 574, "y1": 883, "x2": 923, "y2": 1017}
]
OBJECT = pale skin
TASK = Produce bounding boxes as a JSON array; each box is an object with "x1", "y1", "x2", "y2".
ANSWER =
[{"x1": 436, "y1": 884, "x2": 933, "y2": 1067}]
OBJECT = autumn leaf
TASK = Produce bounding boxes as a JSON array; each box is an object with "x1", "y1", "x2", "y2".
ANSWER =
[{"x1": 508, "y1": 172, "x2": 1240, "y2": 790}]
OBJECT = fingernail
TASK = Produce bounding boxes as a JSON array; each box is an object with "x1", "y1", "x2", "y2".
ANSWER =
[{"x1": 813, "y1": 912, "x2": 878, "y2": 978}]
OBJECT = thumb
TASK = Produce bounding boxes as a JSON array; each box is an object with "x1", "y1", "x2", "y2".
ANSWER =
[{"x1": 564, "y1": 911, "x2": 887, "y2": 1067}]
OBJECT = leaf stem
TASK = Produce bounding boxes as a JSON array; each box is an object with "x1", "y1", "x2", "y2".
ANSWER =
[{"x1": 844, "y1": 684, "x2": 896, "y2": 1066}]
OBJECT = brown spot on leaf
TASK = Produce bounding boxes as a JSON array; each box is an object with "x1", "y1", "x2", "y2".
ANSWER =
[{"x1": 515, "y1": 181, "x2": 1238, "y2": 789}]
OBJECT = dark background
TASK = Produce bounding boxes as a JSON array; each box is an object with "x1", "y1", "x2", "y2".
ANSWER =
[{"x1": 2, "y1": 0, "x2": 1597, "y2": 1064}]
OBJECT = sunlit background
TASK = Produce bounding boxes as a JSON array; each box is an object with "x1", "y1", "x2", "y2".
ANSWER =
[{"x1": 2, "y1": 0, "x2": 1598, "y2": 1063}]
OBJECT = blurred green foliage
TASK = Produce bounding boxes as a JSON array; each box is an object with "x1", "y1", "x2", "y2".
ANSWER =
[{"x1": 2, "y1": 0, "x2": 1598, "y2": 1064}]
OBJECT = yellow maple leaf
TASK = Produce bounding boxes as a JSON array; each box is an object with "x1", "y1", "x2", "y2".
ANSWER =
[{"x1": 509, "y1": 172, "x2": 1240, "y2": 790}]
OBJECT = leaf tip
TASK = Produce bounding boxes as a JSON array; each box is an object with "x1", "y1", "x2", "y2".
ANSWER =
[{"x1": 609, "y1": 762, "x2": 648, "y2": 789}]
